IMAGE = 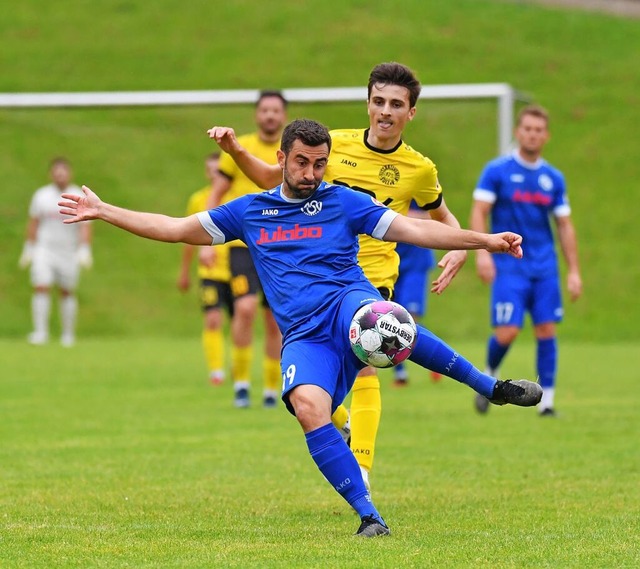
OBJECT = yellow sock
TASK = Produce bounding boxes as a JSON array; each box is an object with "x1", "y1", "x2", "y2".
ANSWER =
[
  {"x1": 232, "y1": 345, "x2": 252, "y2": 384},
  {"x1": 331, "y1": 404, "x2": 349, "y2": 430},
  {"x1": 263, "y1": 356, "x2": 281, "y2": 392},
  {"x1": 202, "y1": 329, "x2": 224, "y2": 373},
  {"x1": 350, "y1": 374, "x2": 381, "y2": 472}
]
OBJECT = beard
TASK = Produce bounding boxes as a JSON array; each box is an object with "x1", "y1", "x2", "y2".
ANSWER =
[{"x1": 282, "y1": 167, "x2": 321, "y2": 200}]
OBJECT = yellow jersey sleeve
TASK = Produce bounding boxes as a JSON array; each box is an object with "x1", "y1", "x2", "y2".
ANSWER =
[
  {"x1": 217, "y1": 132, "x2": 281, "y2": 248},
  {"x1": 185, "y1": 187, "x2": 230, "y2": 282},
  {"x1": 325, "y1": 129, "x2": 442, "y2": 291}
]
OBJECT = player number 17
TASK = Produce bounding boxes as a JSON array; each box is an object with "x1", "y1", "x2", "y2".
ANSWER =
[{"x1": 495, "y1": 302, "x2": 514, "y2": 324}]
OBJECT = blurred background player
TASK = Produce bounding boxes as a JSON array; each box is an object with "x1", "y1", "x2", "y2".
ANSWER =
[
  {"x1": 207, "y1": 63, "x2": 468, "y2": 489},
  {"x1": 19, "y1": 157, "x2": 92, "y2": 346},
  {"x1": 177, "y1": 152, "x2": 232, "y2": 386},
  {"x1": 202, "y1": 90, "x2": 288, "y2": 408},
  {"x1": 471, "y1": 104, "x2": 582, "y2": 417},
  {"x1": 392, "y1": 201, "x2": 441, "y2": 386}
]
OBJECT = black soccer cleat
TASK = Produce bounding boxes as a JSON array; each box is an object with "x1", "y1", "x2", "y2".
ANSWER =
[
  {"x1": 489, "y1": 379, "x2": 542, "y2": 407},
  {"x1": 354, "y1": 515, "x2": 391, "y2": 537}
]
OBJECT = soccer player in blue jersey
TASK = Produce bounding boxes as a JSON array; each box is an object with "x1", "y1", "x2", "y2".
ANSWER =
[
  {"x1": 59, "y1": 118, "x2": 541, "y2": 537},
  {"x1": 471, "y1": 105, "x2": 582, "y2": 416}
]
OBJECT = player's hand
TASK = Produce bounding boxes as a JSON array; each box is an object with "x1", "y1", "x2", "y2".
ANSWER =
[
  {"x1": 486, "y1": 232, "x2": 523, "y2": 258},
  {"x1": 18, "y1": 241, "x2": 34, "y2": 269},
  {"x1": 475, "y1": 250, "x2": 495, "y2": 284},
  {"x1": 430, "y1": 250, "x2": 467, "y2": 295},
  {"x1": 567, "y1": 270, "x2": 582, "y2": 302},
  {"x1": 77, "y1": 243, "x2": 93, "y2": 269},
  {"x1": 198, "y1": 246, "x2": 216, "y2": 268},
  {"x1": 59, "y1": 185, "x2": 101, "y2": 223},
  {"x1": 207, "y1": 126, "x2": 239, "y2": 154}
]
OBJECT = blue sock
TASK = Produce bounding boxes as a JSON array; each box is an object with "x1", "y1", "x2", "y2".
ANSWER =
[
  {"x1": 537, "y1": 337, "x2": 557, "y2": 389},
  {"x1": 487, "y1": 335, "x2": 511, "y2": 371},
  {"x1": 305, "y1": 423, "x2": 382, "y2": 521},
  {"x1": 394, "y1": 361, "x2": 406, "y2": 379},
  {"x1": 409, "y1": 325, "x2": 497, "y2": 398}
]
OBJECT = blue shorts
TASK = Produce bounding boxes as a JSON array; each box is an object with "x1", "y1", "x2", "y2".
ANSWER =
[
  {"x1": 280, "y1": 287, "x2": 380, "y2": 416},
  {"x1": 394, "y1": 244, "x2": 435, "y2": 317},
  {"x1": 491, "y1": 273, "x2": 563, "y2": 327}
]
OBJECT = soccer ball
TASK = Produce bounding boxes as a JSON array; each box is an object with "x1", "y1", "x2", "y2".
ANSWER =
[{"x1": 349, "y1": 300, "x2": 417, "y2": 368}]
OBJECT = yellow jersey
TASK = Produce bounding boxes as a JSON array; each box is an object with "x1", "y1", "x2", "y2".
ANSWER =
[
  {"x1": 218, "y1": 132, "x2": 281, "y2": 248},
  {"x1": 325, "y1": 128, "x2": 443, "y2": 291},
  {"x1": 186, "y1": 187, "x2": 231, "y2": 282}
]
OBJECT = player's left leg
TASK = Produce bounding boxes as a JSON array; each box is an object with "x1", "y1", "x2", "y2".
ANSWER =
[
  {"x1": 531, "y1": 275, "x2": 563, "y2": 417},
  {"x1": 57, "y1": 255, "x2": 81, "y2": 347},
  {"x1": 409, "y1": 325, "x2": 542, "y2": 407}
]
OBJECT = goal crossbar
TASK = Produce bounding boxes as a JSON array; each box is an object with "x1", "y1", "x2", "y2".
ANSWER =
[{"x1": 0, "y1": 83, "x2": 529, "y2": 154}]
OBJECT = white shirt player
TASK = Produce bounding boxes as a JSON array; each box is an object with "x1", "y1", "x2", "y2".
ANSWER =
[
  {"x1": 20, "y1": 159, "x2": 92, "y2": 346},
  {"x1": 29, "y1": 183, "x2": 85, "y2": 253}
]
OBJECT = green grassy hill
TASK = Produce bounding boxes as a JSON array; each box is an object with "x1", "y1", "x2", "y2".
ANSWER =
[{"x1": 1, "y1": 0, "x2": 638, "y2": 341}]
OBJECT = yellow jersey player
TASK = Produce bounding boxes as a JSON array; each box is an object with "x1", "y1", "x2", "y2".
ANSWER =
[
  {"x1": 207, "y1": 63, "x2": 467, "y2": 488},
  {"x1": 202, "y1": 90, "x2": 288, "y2": 408},
  {"x1": 177, "y1": 153, "x2": 233, "y2": 386}
]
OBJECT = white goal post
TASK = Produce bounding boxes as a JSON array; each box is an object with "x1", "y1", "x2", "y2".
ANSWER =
[{"x1": 0, "y1": 84, "x2": 529, "y2": 155}]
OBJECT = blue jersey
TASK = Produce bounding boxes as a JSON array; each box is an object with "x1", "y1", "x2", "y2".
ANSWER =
[
  {"x1": 197, "y1": 182, "x2": 398, "y2": 343},
  {"x1": 473, "y1": 152, "x2": 570, "y2": 278}
]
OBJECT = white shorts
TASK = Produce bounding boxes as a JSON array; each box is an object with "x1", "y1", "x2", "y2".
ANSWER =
[{"x1": 30, "y1": 247, "x2": 80, "y2": 291}]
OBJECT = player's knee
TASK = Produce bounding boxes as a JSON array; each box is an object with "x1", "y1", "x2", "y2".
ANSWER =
[
  {"x1": 233, "y1": 295, "x2": 258, "y2": 321},
  {"x1": 288, "y1": 389, "x2": 330, "y2": 432}
]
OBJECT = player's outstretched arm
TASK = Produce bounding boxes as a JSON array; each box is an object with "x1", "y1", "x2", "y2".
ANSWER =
[
  {"x1": 207, "y1": 126, "x2": 281, "y2": 189},
  {"x1": 384, "y1": 215, "x2": 523, "y2": 258},
  {"x1": 59, "y1": 185, "x2": 213, "y2": 246}
]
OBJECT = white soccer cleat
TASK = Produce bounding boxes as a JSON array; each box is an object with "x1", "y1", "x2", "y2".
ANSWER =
[
  {"x1": 28, "y1": 332, "x2": 49, "y2": 345},
  {"x1": 60, "y1": 334, "x2": 75, "y2": 348}
]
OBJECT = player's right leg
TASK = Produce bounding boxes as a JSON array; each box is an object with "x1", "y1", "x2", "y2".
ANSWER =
[
  {"x1": 475, "y1": 273, "x2": 528, "y2": 413},
  {"x1": 28, "y1": 248, "x2": 54, "y2": 345},
  {"x1": 281, "y1": 339, "x2": 389, "y2": 537},
  {"x1": 200, "y1": 279, "x2": 227, "y2": 385}
]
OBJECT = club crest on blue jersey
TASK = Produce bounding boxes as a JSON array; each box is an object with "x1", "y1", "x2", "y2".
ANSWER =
[{"x1": 301, "y1": 200, "x2": 322, "y2": 216}]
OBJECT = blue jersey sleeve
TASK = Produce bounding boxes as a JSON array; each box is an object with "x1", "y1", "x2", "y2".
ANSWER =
[
  {"x1": 196, "y1": 194, "x2": 253, "y2": 244},
  {"x1": 339, "y1": 187, "x2": 397, "y2": 238}
]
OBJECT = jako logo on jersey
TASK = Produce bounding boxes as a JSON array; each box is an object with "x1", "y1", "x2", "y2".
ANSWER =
[
  {"x1": 340, "y1": 158, "x2": 357, "y2": 167},
  {"x1": 261, "y1": 209, "x2": 279, "y2": 215},
  {"x1": 510, "y1": 174, "x2": 525, "y2": 183},
  {"x1": 256, "y1": 224, "x2": 323, "y2": 245},
  {"x1": 301, "y1": 200, "x2": 322, "y2": 216},
  {"x1": 379, "y1": 164, "x2": 400, "y2": 186}
]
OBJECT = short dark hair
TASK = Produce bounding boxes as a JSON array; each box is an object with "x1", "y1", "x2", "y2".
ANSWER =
[
  {"x1": 367, "y1": 62, "x2": 421, "y2": 108},
  {"x1": 49, "y1": 156, "x2": 70, "y2": 169},
  {"x1": 280, "y1": 119, "x2": 332, "y2": 155},
  {"x1": 256, "y1": 90, "x2": 288, "y2": 108},
  {"x1": 517, "y1": 104, "x2": 550, "y2": 127},
  {"x1": 206, "y1": 152, "x2": 220, "y2": 161}
]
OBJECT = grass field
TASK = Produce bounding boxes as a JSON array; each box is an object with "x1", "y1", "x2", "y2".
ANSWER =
[
  {"x1": 2, "y1": 1, "x2": 639, "y2": 566},
  {"x1": 2, "y1": 0, "x2": 639, "y2": 341},
  {"x1": 2, "y1": 337, "x2": 639, "y2": 568}
]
